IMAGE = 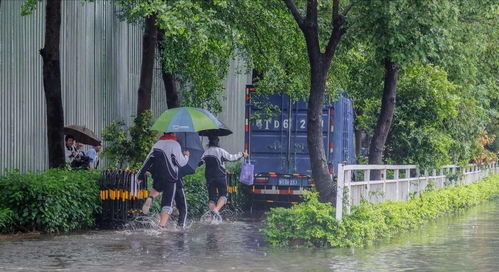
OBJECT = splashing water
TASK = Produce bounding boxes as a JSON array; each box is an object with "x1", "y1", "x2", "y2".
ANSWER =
[{"x1": 124, "y1": 205, "x2": 240, "y2": 233}]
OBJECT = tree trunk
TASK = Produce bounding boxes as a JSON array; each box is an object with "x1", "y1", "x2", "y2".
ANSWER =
[
  {"x1": 354, "y1": 108, "x2": 363, "y2": 158},
  {"x1": 283, "y1": 0, "x2": 348, "y2": 204},
  {"x1": 163, "y1": 72, "x2": 179, "y2": 109},
  {"x1": 40, "y1": 0, "x2": 65, "y2": 168},
  {"x1": 156, "y1": 30, "x2": 179, "y2": 109},
  {"x1": 355, "y1": 128, "x2": 362, "y2": 158},
  {"x1": 137, "y1": 15, "x2": 158, "y2": 115},
  {"x1": 307, "y1": 58, "x2": 335, "y2": 203},
  {"x1": 368, "y1": 58, "x2": 398, "y2": 179}
]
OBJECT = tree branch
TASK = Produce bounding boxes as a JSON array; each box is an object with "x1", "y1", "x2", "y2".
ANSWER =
[
  {"x1": 324, "y1": 0, "x2": 348, "y2": 62},
  {"x1": 332, "y1": 0, "x2": 340, "y2": 17},
  {"x1": 303, "y1": 0, "x2": 321, "y2": 60},
  {"x1": 306, "y1": 0, "x2": 318, "y2": 25},
  {"x1": 342, "y1": 4, "x2": 353, "y2": 16},
  {"x1": 282, "y1": 0, "x2": 305, "y2": 28}
]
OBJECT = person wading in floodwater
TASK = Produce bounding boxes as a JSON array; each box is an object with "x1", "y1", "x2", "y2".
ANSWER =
[
  {"x1": 136, "y1": 132, "x2": 190, "y2": 228},
  {"x1": 200, "y1": 135, "x2": 247, "y2": 220}
]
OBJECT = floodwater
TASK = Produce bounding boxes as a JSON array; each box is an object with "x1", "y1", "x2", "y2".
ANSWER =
[{"x1": 1, "y1": 200, "x2": 498, "y2": 272}]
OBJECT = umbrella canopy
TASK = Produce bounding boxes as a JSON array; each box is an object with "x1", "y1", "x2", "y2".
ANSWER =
[
  {"x1": 177, "y1": 132, "x2": 204, "y2": 178},
  {"x1": 64, "y1": 125, "x2": 101, "y2": 146},
  {"x1": 151, "y1": 107, "x2": 223, "y2": 133},
  {"x1": 197, "y1": 120, "x2": 233, "y2": 137}
]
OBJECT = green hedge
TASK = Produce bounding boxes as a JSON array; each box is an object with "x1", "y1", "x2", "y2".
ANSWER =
[
  {"x1": 262, "y1": 174, "x2": 499, "y2": 247},
  {"x1": 0, "y1": 169, "x2": 101, "y2": 233}
]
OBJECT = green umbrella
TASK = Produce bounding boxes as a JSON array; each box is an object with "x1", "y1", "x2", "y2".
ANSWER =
[{"x1": 151, "y1": 107, "x2": 225, "y2": 133}]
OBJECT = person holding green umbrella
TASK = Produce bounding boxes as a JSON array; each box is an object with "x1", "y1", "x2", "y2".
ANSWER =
[{"x1": 136, "y1": 132, "x2": 190, "y2": 228}]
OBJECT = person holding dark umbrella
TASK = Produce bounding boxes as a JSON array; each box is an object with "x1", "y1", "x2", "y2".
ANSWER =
[{"x1": 200, "y1": 135, "x2": 247, "y2": 220}]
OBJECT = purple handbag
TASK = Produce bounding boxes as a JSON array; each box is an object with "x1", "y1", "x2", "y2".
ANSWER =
[{"x1": 239, "y1": 159, "x2": 254, "y2": 186}]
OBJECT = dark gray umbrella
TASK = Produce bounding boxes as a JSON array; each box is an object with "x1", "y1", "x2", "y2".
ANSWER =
[
  {"x1": 64, "y1": 125, "x2": 101, "y2": 146},
  {"x1": 177, "y1": 132, "x2": 204, "y2": 178},
  {"x1": 198, "y1": 121, "x2": 232, "y2": 137}
]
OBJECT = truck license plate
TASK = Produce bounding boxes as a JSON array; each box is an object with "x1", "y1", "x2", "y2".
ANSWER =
[{"x1": 278, "y1": 178, "x2": 300, "y2": 186}]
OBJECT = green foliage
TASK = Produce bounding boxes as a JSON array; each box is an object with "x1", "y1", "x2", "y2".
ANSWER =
[
  {"x1": 351, "y1": 0, "x2": 457, "y2": 65},
  {"x1": 115, "y1": 0, "x2": 235, "y2": 113},
  {"x1": 102, "y1": 110, "x2": 157, "y2": 169},
  {"x1": 21, "y1": 0, "x2": 39, "y2": 16},
  {"x1": 218, "y1": 0, "x2": 310, "y2": 99},
  {"x1": 434, "y1": 1, "x2": 499, "y2": 160},
  {"x1": 385, "y1": 64, "x2": 459, "y2": 168},
  {"x1": 343, "y1": 1, "x2": 498, "y2": 168},
  {"x1": 0, "y1": 208, "x2": 14, "y2": 232},
  {"x1": 0, "y1": 169, "x2": 101, "y2": 233},
  {"x1": 263, "y1": 174, "x2": 499, "y2": 247}
]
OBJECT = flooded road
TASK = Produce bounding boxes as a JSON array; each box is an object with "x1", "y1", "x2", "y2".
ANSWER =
[{"x1": 1, "y1": 199, "x2": 498, "y2": 271}]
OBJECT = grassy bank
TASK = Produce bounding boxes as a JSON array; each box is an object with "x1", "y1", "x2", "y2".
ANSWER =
[{"x1": 262, "y1": 174, "x2": 499, "y2": 247}]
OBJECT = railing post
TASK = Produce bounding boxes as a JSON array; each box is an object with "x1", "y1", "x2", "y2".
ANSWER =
[
  {"x1": 431, "y1": 169, "x2": 436, "y2": 187},
  {"x1": 394, "y1": 169, "x2": 399, "y2": 201},
  {"x1": 335, "y1": 163, "x2": 345, "y2": 221},
  {"x1": 406, "y1": 169, "x2": 411, "y2": 201},
  {"x1": 416, "y1": 167, "x2": 421, "y2": 195},
  {"x1": 461, "y1": 167, "x2": 466, "y2": 185},
  {"x1": 365, "y1": 169, "x2": 371, "y2": 201},
  {"x1": 382, "y1": 167, "x2": 387, "y2": 201},
  {"x1": 424, "y1": 170, "x2": 429, "y2": 191},
  {"x1": 345, "y1": 169, "x2": 352, "y2": 214}
]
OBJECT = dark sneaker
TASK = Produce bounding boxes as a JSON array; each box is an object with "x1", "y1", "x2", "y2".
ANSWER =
[{"x1": 212, "y1": 211, "x2": 223, "y2": 222}]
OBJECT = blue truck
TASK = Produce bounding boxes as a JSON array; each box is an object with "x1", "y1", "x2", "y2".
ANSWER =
[{"x1": 244, "y1": 85, "x2": 356, "y2": 206}]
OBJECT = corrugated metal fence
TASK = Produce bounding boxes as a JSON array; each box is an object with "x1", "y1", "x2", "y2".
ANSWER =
[{"x1": 0, "y1": 0, "x2": 248, "y2": 174}]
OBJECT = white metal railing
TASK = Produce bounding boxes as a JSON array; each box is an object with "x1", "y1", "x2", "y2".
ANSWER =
[{"x1": 335, "y1": 162, "x2": 499, "y2": 220}]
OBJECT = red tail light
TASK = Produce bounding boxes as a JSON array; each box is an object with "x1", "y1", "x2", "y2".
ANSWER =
[
  {"x1": 268, "y1": 172, "x2": 278, "y2": 177},
  {"x1": 255, "y1": 177, "x2": 268, "y2": 183}
]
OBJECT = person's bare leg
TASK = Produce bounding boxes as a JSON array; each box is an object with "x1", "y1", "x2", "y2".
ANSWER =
[
  {"x1": 142, "y1": 189, "x2": 159, "y2": 214},
  {"x1": 159, "y1": 211, "x2": 170, "y2": 227},
  {"x1": 209, "y1": 201, "x2": 216, "y2": 211},
  {"x1": 213, "y1": 197, "x2": 226, "y2": 213},
  {"x1": 149, "y1": 189, "x2": 160, "y2": 198}
]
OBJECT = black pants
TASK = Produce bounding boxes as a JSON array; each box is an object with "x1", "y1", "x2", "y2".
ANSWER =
[
  {"x1": 207, "y1": 176, "x2": 228, "y2": 203},
  {"x1": 156, "y1": 181, "x2": 176, "y2": 215},
  {"x1": 175, "y1": 180, "x2": 187, "y2": 228}
]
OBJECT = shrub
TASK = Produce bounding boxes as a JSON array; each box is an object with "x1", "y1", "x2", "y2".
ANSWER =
[
  {"x1": 0, "y1": 169, "x2": 101, "y2": 233},
  {"x1": 262, "y1": 174, "x2": 499, "y2": 247},
  {"x1": 183, "y1": 167, "x2": 209, "y2": 217},
  {"x1": 0, "y1": 208, "x2": 14, "y2": 232},
  {"x1": 101, "y1": 110, "x2": 157, "y2": 169}
]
